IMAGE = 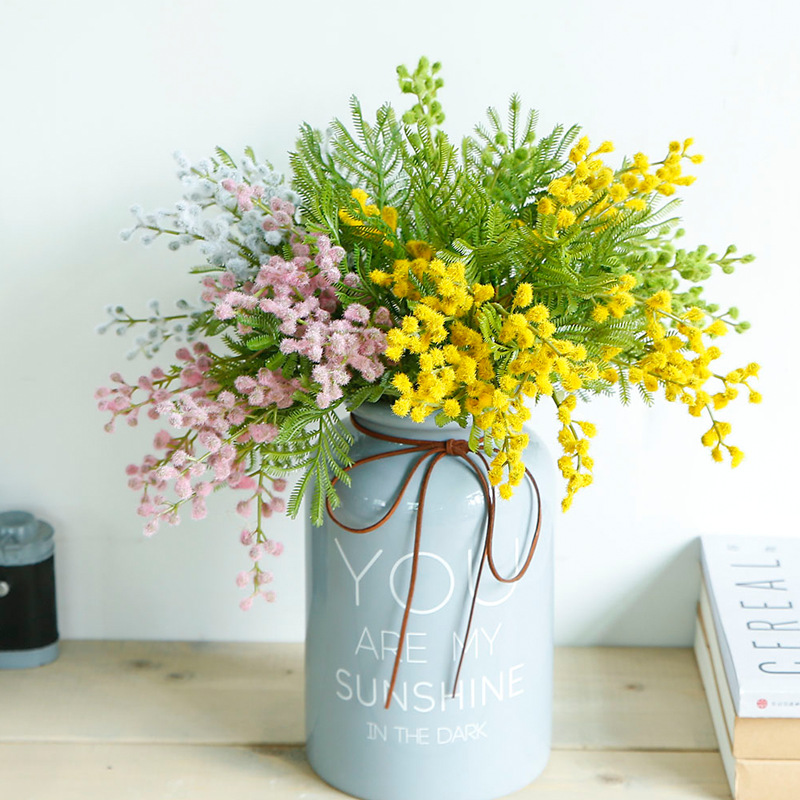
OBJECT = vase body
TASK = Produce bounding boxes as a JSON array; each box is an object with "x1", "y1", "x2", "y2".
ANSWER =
[{"x1": 305, "y1": 402, "x2": 555, "y2": 800}]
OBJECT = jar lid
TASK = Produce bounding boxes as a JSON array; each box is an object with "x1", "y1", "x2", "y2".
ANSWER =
[{"x1": 0, "y1": 511, "x2": 55, "y2": 566}]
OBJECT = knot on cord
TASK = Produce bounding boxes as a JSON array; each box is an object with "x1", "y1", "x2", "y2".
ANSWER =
[{"x1": 444, "y1": 438, "x2": 470, "y2": 457}]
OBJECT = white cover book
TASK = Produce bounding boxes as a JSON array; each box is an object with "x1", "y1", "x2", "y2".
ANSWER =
[
  {"x1": 701, "y1": 536, "x2": 800, "y2": 719},
  {"x1": 695, "y1": 618, "x2": 800, "y2": 800}
]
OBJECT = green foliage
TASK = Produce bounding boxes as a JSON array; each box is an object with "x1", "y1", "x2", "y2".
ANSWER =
[
  {"x1": 463, "y1": 95, "x2": 580, "y2": 220},
  {"x1": 397, "y1": 57, "x2": 445, "y2": 127},
  {"x1": 276, "y1": 398, "x2": 353, "y2": 524},
  {"x1": 288, "y1": 56, "x2": 754, "y2": 392},
  {"x1": 214, "y1": 146, "x2": 238, "y2": 169},
  {"x1": 331, "y1": 98, "x2": 406, "y2": 209},
  {"x1": 290, "y1": 99, "x2": 407, "y2": 236}
]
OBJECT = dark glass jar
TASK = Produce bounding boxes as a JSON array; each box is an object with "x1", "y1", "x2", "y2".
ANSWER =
[{"x1": 0, "y1": 511, "x2": 58, "y2": 668}]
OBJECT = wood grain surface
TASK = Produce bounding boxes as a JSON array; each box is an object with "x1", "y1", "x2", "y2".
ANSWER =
[{"x1": 0, "y1": 642, "x2": 728, "y2": 799}]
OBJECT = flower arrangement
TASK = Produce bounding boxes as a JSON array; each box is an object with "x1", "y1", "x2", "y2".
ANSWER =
[{"x1": 98, "y1": 58, "x2": 759, "y2": 607}]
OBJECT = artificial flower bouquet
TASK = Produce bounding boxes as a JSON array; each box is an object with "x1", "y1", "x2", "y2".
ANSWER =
[{"x1": 97, "y1": 58, "x2": 758, "y2": 606}]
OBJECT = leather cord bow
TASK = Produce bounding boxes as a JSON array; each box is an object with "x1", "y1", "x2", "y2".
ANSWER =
[{"x1": 325, "y1": 414, "x2": 542, "y2": 709}]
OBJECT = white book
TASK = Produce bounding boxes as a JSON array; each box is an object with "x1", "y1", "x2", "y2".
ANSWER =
[
  {"x1": 701, "y1": 536, "x2": 800, "y2": 719},
  {"x1": 694, "y1": 617, "x2": 800, "y2": 800},
  {"x1": 699, "y1": 580, "x2": 800, "y2": 758}
]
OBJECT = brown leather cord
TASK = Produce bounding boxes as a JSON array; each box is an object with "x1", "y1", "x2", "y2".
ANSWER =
[{"x1": 325, "y1": 414, "x2": 542, "y2": 709}]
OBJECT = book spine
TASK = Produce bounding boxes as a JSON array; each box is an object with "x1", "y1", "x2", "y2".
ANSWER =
[
  {"x1": 697, "y1": 588, "x2": 737, "y2": 744},
  {"x1": 694, "y1": 621, "x2": 736, "y2": 796},
  {"x1": 701, "y1": 550, "x2": 744, "y2": 715}
]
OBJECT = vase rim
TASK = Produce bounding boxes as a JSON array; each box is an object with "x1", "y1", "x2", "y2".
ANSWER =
[{"x1": 350, "y1": 399, "x2": 471, "y2": 441}]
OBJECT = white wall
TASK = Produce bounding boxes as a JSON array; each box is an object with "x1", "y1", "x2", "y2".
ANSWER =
[{"x1": 1, "y1": 0, "x2": 796, "y2": 646}]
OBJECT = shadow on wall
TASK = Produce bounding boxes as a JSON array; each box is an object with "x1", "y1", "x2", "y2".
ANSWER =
[{"x1": 577, "y1": 539, "x2": 702, "y2": 647}]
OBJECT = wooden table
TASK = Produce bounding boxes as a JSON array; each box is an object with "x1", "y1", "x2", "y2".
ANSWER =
[{"x1": 0, "y1": 643, "x2": 729, "y2": 799}]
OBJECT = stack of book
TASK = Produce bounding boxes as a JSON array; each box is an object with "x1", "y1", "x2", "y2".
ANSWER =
[{"x1": 695, "y1": 536, "x2": 800, "y2": 799}]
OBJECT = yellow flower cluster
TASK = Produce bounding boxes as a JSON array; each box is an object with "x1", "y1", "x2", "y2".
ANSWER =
[
  {"x1": 623, "y1": 291, "x2": 759, "y2": 467},
  {"x1": 617, "y1": 138, "x2": 701, "y2": 201},
  {"x1": 339, "y1": 188, "x2": 398, "y2": 241},
  {"x1": 555, "y1": 395, "x2": 596, "y2": 512},
  {"x1": 375, "y1": 256, "x2": 599, "y2": 507},
  {"x1": 591, "y1": 275, "x2": 638, "y2": 322},
  {"x1": 538, "y1": 137, "x2": 615, "y2": 228},
  {"x1": 536, "y1": 136, "x2": 702, "y2": 229},
  {"x1": 371, "y1": 244, "x2": 758, "y2": 505}
]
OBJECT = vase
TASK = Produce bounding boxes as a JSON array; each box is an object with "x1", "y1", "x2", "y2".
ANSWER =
[{"x1": 305, "y1": 401, "x2": 555, "y2": 800}]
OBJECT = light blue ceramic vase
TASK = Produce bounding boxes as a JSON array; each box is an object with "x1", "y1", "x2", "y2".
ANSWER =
[{"x1": 305, "y1": 401, "x2": 555, "y2": 800}]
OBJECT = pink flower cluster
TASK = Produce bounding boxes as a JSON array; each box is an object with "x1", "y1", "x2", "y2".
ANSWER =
[
  {"x1": 219, "y1": 182, "x2": 296, "y2": 240},
  {"x1": 201, "y1": 272, "x2": 237, "y2": 304},
  {"x1": 236, "y1": 512, "x2": 287, "y2": 610},
  {"x1": 231, "y1": 475, "x2": 288, "y2": 608},
  {"x1": 99, "y1": 200, "x2": 397, "y2": 610},
  {"x1": 290, "y1": 309, "x2": 388, "y2": 408},
  {"x1": 96, "y1": 341, "x2": 287, "y2": 603},
  {"x1": 233, "y1": 368, "x2": 300, "y2": 416},
  {"x1": 216, "y1": 231, "x2": 390, "y2": 408},
  {"x1": 261, "y1": 196, "x2": 296, "y2": 232},
  {"x1": 220, "y1": 179, "x2": 264, "y2": 212},
  {"x1": 95, "y1": 343, "x2": 217, "y2": 432}
]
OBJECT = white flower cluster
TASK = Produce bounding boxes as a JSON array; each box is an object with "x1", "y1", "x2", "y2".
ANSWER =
[
  {"x1": 120, "y1": 150, "x2": 299, "y2": 280},
  {"x1": 96, "y1": 297, "x2": 209, "y2": 360},
  {"x1": 107, "y1": 149, "x2": 301, "y2": 358}
]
